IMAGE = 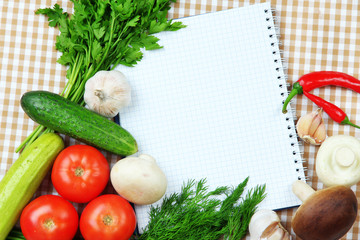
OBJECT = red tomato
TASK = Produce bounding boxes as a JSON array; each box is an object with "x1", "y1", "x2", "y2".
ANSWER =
[
  {"x1": 51, "y1": 144, "x2": 110, "y2": 203},
  {"x1": 80, "y1": 194, "x2": 137, "y2": 240},
  {"x1": 20, "y1": 195, "x2": 78, "y2": 240}
]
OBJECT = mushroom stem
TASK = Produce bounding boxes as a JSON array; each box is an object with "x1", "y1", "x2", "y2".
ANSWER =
[
  {"x1": 292, "y1": 180, "x2": 315, "y2": 202},
  {"x1": 334, "y1": 147, "x2": 355, "y2": 167}
]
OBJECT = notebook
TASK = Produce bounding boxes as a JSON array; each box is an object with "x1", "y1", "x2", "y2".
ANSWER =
[{"x1": 115, "y1": 2, "x2": 305, "y2": 232}]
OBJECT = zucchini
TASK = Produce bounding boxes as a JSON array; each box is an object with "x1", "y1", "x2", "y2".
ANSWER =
[
  {"x1": 0, "y1": 133, "x2": 64, "y2": 239},
  {"x1": 21, "y1": 90, "x2": 138, "y2": 156}
]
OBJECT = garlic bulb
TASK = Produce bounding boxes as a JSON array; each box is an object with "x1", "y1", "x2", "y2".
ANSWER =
[
  {"x1": 249, "y1": 209, "x2": 291, "y2": 240},
  {"x1": 84, "y1": 70, "x2": 131, "y2": 118},
  {"x1": 296, "y1": 108, "x2": 326, "y2": 145}
]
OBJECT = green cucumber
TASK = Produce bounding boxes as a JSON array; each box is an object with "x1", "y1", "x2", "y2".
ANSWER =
[
  {"x1": 21, "y1": 90, "x2": 138, "y2": 156},
  {"x1": 0, "y1": 133, "x2": 64, "y2": 239}
]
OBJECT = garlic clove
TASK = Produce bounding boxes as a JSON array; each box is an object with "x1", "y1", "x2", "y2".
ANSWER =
[
  {"x1": 282, "y1": 232, "x2": 291, "y2": 240},
  {"x1": 261, "y1": 222, "x2": 284, "y2": 239},
  {"x1": 249, "y1": 209, "x2": 291, "y2": 240},
  {"x1": 260, "y1": 223, "x2": 291, "y2": 240},
  {"x1": 296, "y1": 111, "x2": 316, "y2": 137},
  {"x1": 296, "y1": 108, "x2": 327, "y2": 145},
  {"x1": 313, "y1": 121, "x2": 327, "y2": 143},
  {"x1": 307, "y1": 110, "x2": 322, "y2": 136},
  {"x1": 263, "y1": 228, "x2": 284, "y2": 240}
]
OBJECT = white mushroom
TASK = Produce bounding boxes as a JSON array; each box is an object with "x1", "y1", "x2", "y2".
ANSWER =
[
  {"x1": 316, "y1": 135, "x2": 360, "y2": 187},
  {"x1": 110, "y1": 154, "x2": 167, "y2": 205},
  {"x1": 84, "y1": 70, "x2": 131, "y2": 118},
  {"x1": 249, "y1": 209, "x2": 291, "y2": 240}
]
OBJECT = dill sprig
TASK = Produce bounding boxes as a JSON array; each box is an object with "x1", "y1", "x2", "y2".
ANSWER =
[
  {"x1": 138, "y1": 177, "x2": 266, "y2": 240},
  {"x1": 226, "y1": 184, "x2": 267, "y2": 240}
]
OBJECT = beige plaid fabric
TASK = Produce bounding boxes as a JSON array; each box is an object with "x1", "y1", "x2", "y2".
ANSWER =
[{"x1": 1, "y1": 0, "x2": 360, "y2": 239}]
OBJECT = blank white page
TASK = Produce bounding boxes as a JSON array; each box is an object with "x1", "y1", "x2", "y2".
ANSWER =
[{"x1": 116, "y1": 2, "x2": 305, "y2": 232}]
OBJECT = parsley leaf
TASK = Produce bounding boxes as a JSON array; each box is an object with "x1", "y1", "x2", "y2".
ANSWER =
[
  {"x1": 93, "y1": 25, "x2": 106, "y2": 40},
  {"x1": 149, "y1": 20, "x2": 169, "y2": 34},
  {"x1": 141, "y1": 34, "x2": 162, "y2": 50},
  {"x1": 35, "y1": 4, "x2": 67, "y2": 27}
]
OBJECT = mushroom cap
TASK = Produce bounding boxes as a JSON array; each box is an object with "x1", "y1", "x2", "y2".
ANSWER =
[
  {"x1": 110, "y1": 154, "x2": 167, "y2": 205},
  {"x1": 291, "y1": 185, "x2": 358, "y2": 240},
  {"x1": 316, "y1": 135, "x2": 360, "y2": 187}
]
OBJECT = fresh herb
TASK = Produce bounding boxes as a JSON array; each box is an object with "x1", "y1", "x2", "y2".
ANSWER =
[
  {"x1": 16, "y1": 0, "x2": 185, "y2": 152},
  {"x1": 138, "y1": 177, "x2": 266, "y2": 240}
]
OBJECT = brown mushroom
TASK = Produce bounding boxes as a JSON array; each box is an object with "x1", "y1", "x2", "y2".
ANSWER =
[{"x1": 291, "y1": 180, "x2": 358, "y2": 240}]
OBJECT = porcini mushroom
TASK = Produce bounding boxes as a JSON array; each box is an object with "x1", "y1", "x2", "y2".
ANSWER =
[
  {"x1": 291, "y1": 180, "x2": 358, "y2": 240},
  {"x1": 316, "y1": 135, "x2": 360, "y2": 187}
]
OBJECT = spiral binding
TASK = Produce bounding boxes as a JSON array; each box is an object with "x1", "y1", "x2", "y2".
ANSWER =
[{"x1": 264, "y1": 8, "x2": 306, "y2": 181}]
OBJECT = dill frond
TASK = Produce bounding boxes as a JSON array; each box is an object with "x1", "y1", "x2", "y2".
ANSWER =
[
  {"x1": 226, "y1": 184, "x2": 267, "y2": 239},
  {"x1": 138, "y1": 177, "x2": 266, "y2": 240}
]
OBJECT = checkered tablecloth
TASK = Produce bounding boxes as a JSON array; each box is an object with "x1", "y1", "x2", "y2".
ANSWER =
[{"x1": 1, "y1": 0, "x2": 360, "y2": 239}]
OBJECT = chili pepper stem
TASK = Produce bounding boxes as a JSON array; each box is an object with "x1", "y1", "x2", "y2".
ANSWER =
[
  {"x1": 282, "y1": 89, "x2": 298, "y2": 114},
  {"x1": 342, "y1": 116, "x2": 360, "y2": 129},
  {"x1": 282, "y1": 82, "x2": 303, "y2": 114}
]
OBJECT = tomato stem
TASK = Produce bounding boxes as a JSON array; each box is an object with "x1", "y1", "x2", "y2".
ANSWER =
[
  {"x1": 74, "y1": 167, "x2": 84, "y2": 177},
  {"x1": 43, "y1": 218, "x2": 55, "y2": 230},
  {"x1": 103, "y1": 215, "x2": 113, "y2": 226}
]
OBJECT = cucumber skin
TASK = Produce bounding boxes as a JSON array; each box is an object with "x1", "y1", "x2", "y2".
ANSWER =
[
  {"x1": 0, "y1": 133, "x2": 64, "y2": 239},
  {"x1": 21, "y1": 91, "x2": 138, "y2": 156}
]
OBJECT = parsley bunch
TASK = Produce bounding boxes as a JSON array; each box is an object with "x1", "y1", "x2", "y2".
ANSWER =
[
  {"x1": 139, "y1": 177, "x2": 266, "y2": 240},
  {"x1": 16, "y1": 0, "x2": 185, "y2": 152}
]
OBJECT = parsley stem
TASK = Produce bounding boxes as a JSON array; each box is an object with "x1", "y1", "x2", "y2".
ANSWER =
[
  {"x1": 15, "y1": 125, "x2": 45, "y2": 153},
  {"x1": 70, "y1": 64, "x2": 95, "y2": 103},
  {"x1": 64, "y1": 54, "x2": 83, "y2": 99},
  {"x1": 93, "y1": 16, "x2": 115, "y2": 74},
  {"x1": 27, "y1": 127, "x2": 53, "y2": 149}
]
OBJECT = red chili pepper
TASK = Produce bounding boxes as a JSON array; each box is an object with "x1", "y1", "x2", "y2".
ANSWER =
[
  {"x1": 297, "y1": 71, "x2": 360, "y2": 93},
  {"x1": 282, "y1": 71, "x2": 360, "y2": 129},
  {"x1": 282, "y1": 71, "x2": 360, "y2": 113},
  {"x1": 303, "y1": 91, "x2": 360, "y2": 129}
]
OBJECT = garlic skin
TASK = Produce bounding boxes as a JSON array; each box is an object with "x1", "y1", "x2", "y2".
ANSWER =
[
  {"x1": 249, "y1": 209, "x2": 291, "y2": 240},
  {"x1": 84, "y1": 70, "x2": 131, "y2": 118},
  {"x1": 296, "y1": 109, "x2": 326, "y2": 145}
]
